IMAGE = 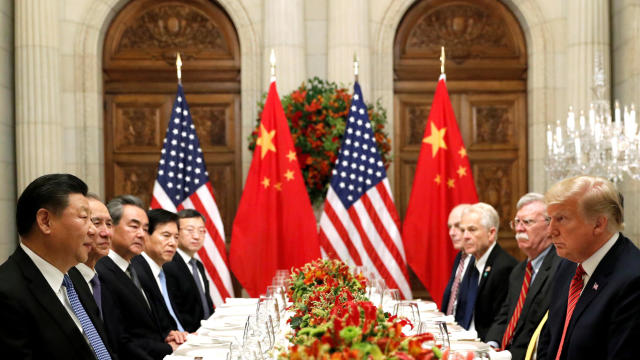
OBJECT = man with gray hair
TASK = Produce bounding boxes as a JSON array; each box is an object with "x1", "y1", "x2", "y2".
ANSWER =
[
  {"x1": 485, "y1": 193, "x2": 560, "y2": 360},
  {"x1": 455, "y1": 202, "x2": 517, "y2": 341},
  {"x1": 441, "y1": 204, "x2": 473, "y2": 316},
  {"x1": 539, "y1": 176, "x2": 640, "y2": 360}
]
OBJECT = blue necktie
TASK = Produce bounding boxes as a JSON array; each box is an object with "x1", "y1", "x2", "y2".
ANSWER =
[
  {"x1": 158, "y1": 270, "x2": 185, "y2": 331},
  {"x1": 189, "y1": 258, "x2": 211, "y2": 318},
  {"x1": 62, "y1": 274, "x2": 112, "y2": 360},
  {"x1": 90, "y1": 274, "x2": 103, "y2": 319}
]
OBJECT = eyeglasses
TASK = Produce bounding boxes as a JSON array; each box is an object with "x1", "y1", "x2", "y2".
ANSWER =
[
  {"x1": 182, "y1": 226, "x2": 207, "y2": 235},
  {"x1": 509, "y1": 217, "x2": 550, "y2": 230}
]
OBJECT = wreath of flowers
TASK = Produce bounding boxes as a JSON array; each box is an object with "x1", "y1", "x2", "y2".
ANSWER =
[{"x1": 248, "y1": 77, "x2": 392, "y2": 205}]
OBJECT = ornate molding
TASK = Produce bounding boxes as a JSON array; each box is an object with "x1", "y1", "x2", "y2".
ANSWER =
[
  {"x1": 475, "y1": 163, "x2": 513, "y2": 228},
  {"x1": 191, "y1": 106, "x2": 227, "y2": 147},
  {"x1": 407, "y1": 105, "x2": 430, "y2": 146},
  {"x1": 116, "y1": 107, "x2": 159, "y2": 149},
  {"x1": 474, "y1": 105, "x2": 512, "y2": 144}
]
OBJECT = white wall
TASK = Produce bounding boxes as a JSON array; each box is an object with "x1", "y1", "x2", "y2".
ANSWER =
[{"x1": 0, "y1": 0, "x2": 15, "y2": 262}]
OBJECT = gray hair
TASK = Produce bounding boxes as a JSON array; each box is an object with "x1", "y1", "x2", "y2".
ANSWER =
[
  {"x1": 516, "y1": 192, "x2": 545, "y2": 211},
  {"x1": 463, "y1": 202, "x2": 500, "y2": 233},
  {"x1": 107, "y1": 195, "x2": 145, "y2": 225}
]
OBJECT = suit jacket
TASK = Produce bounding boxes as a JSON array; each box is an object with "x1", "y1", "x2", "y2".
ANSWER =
[
  {"x1": 485, "y1": 246, "x2": 560, "y2": 360},
  {"x1": 441, "y1": 251, "x2": 474, "y2": 313},
  {"x1": 538, "y1": 234, "x2": 640, "y2": 360},
  {"x1": 131, "y1": 255, "x2": 179, "y2": 334},
  {"x1": 0, "y1": 246, "x2": 113, "y2": 359},
  {"x1": 456, "y1": 243, "x2": 517, "y2": 341},
  {"x1": 163, "y1": 253, "x2": 214, "y2": 332},
  {"x1": 96, "y1": 256, "x2": 171, "y2": 360}
]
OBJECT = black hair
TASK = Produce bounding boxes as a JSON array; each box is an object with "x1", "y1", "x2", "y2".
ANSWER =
[
  {"x1": 147, "y1": 208, "x2": 179, "y2": 235},
  {"x1": 16, "y1": 174, "x2": 88, "y2": 236},
  {"x1": 177, "y1": 209, "x2": 206, "y2": 224}
]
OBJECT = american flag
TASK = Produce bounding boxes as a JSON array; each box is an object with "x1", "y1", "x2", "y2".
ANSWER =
[
  {"x1": 319, "y1": 82, "x2": 411, "y2": 299},
  {"x1": 151, "y1": 84, "x2": 234, "y2": 306}
]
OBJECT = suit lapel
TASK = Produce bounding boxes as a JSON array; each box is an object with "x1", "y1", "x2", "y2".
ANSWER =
[
  {"x1": 477, "y1": 245, "x2": 499, "y2": 295},
  {"x1": 15, "y1": 248, "x2": 92, "y2": 358}
]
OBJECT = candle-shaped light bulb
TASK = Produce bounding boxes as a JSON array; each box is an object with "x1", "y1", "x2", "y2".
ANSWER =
[
  {"x1": 555, "y1": 119, "x2": 563, "y2": 147},
  {"x1": 615, "y1": 100, "x2": 621, "y2": 124},
  {"x1": 575, "y1": 137, "x2": 582, "y2": 165},
  {"x1": 567, "y1": 108, "x2": 575, "y2": 132},
  {"x1": 588, "y1": 104, "x2": 595, "y2": 132},
  {"x1": 546, "y1": 124, "x2": 553, "y2": 154}
]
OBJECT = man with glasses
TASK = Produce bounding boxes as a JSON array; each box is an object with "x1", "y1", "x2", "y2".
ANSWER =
[
  {"x1": 485, "y1": 193, "x2": 560, "y2": 360},
  {"x1": 164, "y1": 209, "x2": 214, "y2": 332}
]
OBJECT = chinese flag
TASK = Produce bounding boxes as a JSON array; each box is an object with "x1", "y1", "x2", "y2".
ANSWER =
[
  {"x1": 402, "y1": 76, "x2": 478, "y2": 308},
  {"x1": 230, "y1": 81, "x2": 320, "y2": 297}
]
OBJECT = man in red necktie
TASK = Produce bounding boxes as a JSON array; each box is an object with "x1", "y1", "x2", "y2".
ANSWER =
[
  {"x1": 485, "y1": 193, "x2": 560, "y2": 360},
  {"x1": 538, "y1": 176, "x2": 640, "y2": 360}
]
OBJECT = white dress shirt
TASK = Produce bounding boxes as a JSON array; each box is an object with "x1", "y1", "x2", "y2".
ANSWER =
[
  {"x1": 75, "y1": 263, "x2": 97, "y2": 293},
  {"x1": 579, "y1": 232, "x2": 619, "y2": 293},
  {"x1": 177, "y1": 247, "x2": 206, "y2": 288},
  {"x1": 141, "y1": 252, "x2": 163, "y2": 292},
  {"x1": 108, "y1": 250, "x2": 130, "y2": 273}
]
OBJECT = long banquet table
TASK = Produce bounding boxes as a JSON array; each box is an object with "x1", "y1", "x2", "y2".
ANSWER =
[{"x1": 165, "y1": 298, "x2": 511, "y2": 360}]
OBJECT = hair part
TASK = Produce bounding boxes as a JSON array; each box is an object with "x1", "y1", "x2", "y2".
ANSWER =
[
  {"x1": 177, "y1": 209, "x2": 206, "y2": 225},
  {"x1": 463, "y1": 202, "x2": 500, "y2": 233},
  {"x1": 147, "y1": 209, "x2": 179, "y2": 235},
  {"x1": 544, "y1": 176, "x2": 623, "y2": 232},
  {"x1": 516, "y1": 192, "x2": 545, "y2": 211},
  {"x1": 16, "y1": 174, "x2": 88, "y2": 236},
  {"x1": 107, "y1": 195, "x2": 145, "y2": 225}
]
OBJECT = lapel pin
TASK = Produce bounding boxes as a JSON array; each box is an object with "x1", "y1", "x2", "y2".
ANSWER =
[
  {"x1": 484, "y1": 266, "x2": 491, "y2": 277},
  {"x1": 593, "y1": 283, "x2": 599, "y2": 291}
]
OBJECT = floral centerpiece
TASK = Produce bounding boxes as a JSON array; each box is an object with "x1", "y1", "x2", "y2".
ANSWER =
[
  {"x1": 281, "y1": 259, "x2": 442, "y2": 360},
  {"x1": 248, "y1": 77, "x2": 392, "y2": 205}
]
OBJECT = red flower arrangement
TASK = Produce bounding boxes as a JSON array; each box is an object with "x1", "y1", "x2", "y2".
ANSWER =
[{"x1": 248, "y1": 77, "x2": 392, "y2": 205}]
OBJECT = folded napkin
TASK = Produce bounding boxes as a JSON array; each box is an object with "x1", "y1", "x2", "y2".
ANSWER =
[
  {"x1": 489, "y1": 349, "x2": 512, "y2": 360},
  {"x1": 449, "y1": 330, "x2": 478, "y2": 341},
  {"x1": 223, "y1": 297, "x2": 259, "y2": 305}
]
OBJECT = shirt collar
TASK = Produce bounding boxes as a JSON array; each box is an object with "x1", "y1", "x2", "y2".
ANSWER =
[
  {"x1": 580, "y1": 232, "x2": 619, "y2": 277},
  {"x1": 530, "y1": 245, "x2": 552, "y2": 274},
  {"x1": 108, "y1": 249, "x2": 130, "y2": 273},
  {"x1": 475, "y1": 242, "x2": 496, "y2": 274},
  {"x1": 176, "y1": 247, "x2": 193, "y2": 265},
  {"x1": 75, "y1": 263, "x2": 96, "y2": 283},
  {"x1": 20, "y1": 242, "x2": 65, "y2": 294},
  {"x1": 141, "y1": 252, "x2": 162, "y2": 278}
]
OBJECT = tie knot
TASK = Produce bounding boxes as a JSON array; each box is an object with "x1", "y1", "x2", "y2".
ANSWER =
[
  {"x1": 461, "y1": 253, "x2": 469, "y2": 260},
  {"x1": 158, "y1": 270, "x2": 165, "y2": 280},
  {"x1": 90, "y1": 274, "x2": 99, "y2": 286},
  {"x1": 575, "y1": 264, "x2": 586, "y2": 278},
  {"x1": 189, "y1": 258, "x2": 196, "y2": 266},
  {"x1": 526, "y1": 261, "x2": 534, "y2": 272},
  {"x1": 63, "y1": 274, "x2": 73, "y2": 288}
]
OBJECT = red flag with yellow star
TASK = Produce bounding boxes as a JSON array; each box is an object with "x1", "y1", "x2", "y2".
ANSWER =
[
  {"x1": 230, "y1": 81, "x2": 320, "y2": 297},
  {"x1": 402, "y1": 76, "x2": 478, "y2": 308}
]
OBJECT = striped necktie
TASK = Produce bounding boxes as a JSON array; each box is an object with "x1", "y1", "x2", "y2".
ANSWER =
[
  {"x1": 62, "y1": 275, "x2": 112, "y2": 360},
  {"x1": 189, "y1": 258, "x2": 211, "y2": 319},
  {"x1": 501, "y1": 261, "x2": 533, "y2": 349},
  {"x1": 446, "y1": 253, "x2": 468, "y2": 315},
  {"x1": 555, "y1": 264, "x2": 586, "y2": 360}
]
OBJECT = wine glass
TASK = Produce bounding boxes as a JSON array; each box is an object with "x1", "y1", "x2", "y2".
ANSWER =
[
  {"x1": 381, "y1": 288, "x2": 400, "y2": 312},
  {"x1": 266, "y1": 285, "x2": 286, "y2": 315},
  {"x1": 393, "y1": 301, "x2": 420, "y2": 334}
]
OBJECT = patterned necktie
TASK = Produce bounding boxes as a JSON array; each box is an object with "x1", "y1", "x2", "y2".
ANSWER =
[
  {"x1": 158, "y1": 270, "x2": 185, "y2": 331},
  {"x1": 446, "y1": 253, "x2": 468, "y2": 315},
  {"x1": 501, "y1": 261, "x2": 533, "y2": 349},
  {"x1": 555, "y1": 264, "x2": 586, "y2": 360},
  {"x1": 189, "y1": 258, "x2": 211, "y2": 318},
  {"x1": 90, "y1": 274, "x2": 103, "y2": 319},
  {"x1": 62, "y1": 275, "x2": 112, "y2": 360},
  {"x1": 126, "y1": 265, "x2": 150, "y2": 309}
]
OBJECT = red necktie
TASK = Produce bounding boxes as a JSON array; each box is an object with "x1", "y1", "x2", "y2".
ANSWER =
[
  {"x1": 501, "y1": 261, "x2": 533, "y2": 349},
  {"x1": 446, "y1": 253, "x2": 468, "y2": 315},
  {"x1": 555, "y1": 264, "x2": 586, "y2": 360}
]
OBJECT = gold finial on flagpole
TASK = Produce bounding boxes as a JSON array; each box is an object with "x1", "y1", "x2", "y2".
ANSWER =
[
  {"x1": 353, "y1": 53, "x2": 359, "y2": 82},
  {"x1": 440, "y1": 46, "x2": 446, "y2": 76},
  {"x1": 270, "y1": 49, "x2": 276, "y2": 82},
  {"x1": 176, "y1": 52, "x2": 182, "y2": 84}
]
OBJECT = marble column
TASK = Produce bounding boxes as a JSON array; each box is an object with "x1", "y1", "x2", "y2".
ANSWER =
[
  {"x1": 15, "y1": 0, "x2": 63, "y2": 192},
  {"x1": 327, "y1": 0, "x2": 370, "y2": 99},
  {"x1": 263, "y1": 0, "x2": 306, "y2": 95},
  {"x1": 566, "y1": 0, "x2": 611, "y2": 113}
]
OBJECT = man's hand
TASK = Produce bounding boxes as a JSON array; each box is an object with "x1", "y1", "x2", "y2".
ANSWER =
[{"x1": 165, "y1": 330, "x2": 188, "y2": 344}]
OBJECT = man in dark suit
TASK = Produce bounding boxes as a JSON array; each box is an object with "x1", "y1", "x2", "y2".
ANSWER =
[
  {"x1": 485, "y1": 193, "x2": 560, "y2": 360},
  {"x1": 96, "y1": 195, "x2": 185, "y2": 360},
  {"x1": 164, "y1": 209, "x2": 215, "y2": 332},
  {"x1": 0, "y1": 173, "x2": 114, "y2": 359},
  {"x1": 441, "y1": 203, "x2": 473, "y2": 316},
  {"x1": 456, "y1": 202, "x2": 517, "y2": 341},
  {"x1": 132, "y1": 209, "x2": 187, "y2": 335},
  {"x1": 538, "y1": 176, "x2": 640, "y2": 360}
]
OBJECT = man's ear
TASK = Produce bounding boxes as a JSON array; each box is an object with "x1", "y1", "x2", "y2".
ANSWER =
[
  {"x1": 488, "y1": 227, "x2": 497, "y2": 243},
  {"x1": 593, "y1": 215, "x2": 608, "y2": 236},
  {"x1": 35, "y1": 208, "x2": 53, "y2": 235}
]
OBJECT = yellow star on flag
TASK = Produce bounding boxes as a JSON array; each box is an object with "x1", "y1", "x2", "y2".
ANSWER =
[
  {"x1": 434, "y1": 174, "x2": 442, "y2": 184},
  {"x1": 457, "y1": 166, "x2": 468, "y2": 178},
  {"x1": 423, "y1": 122, "x2": 447, "y2": 157},
  {"x1": 284, "y1": 170, "x2": 294, "y2": 181},
  {"x1": 286, "y1": 150, "x2": 297, "y2": 162},
  {"x1": 458, "y1": 147, "x2": 467, "y2": 158},
  {"x1": 274, "y1": 182, "x2": 282, "y2": 191},
  {"x1": 256, "y1": 123, "x2": 276, "y2": 159},
  {"x1": 261, "y1": 177, "x2": 270, "y2": 188},
  {"x1": 447, "y1": 178, "x2": 455, "y2": 188}
]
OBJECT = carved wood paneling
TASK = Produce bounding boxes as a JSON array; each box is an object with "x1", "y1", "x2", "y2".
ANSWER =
[
  {"x1": 394, "y1": 0, "x2": 529, "y2": 296},
  {"x1": 206, "y1": 162, "x2": 233, "y2": 233},
  {"x1": 113, "y1": 162, "x2": 158, "y2": 207}
]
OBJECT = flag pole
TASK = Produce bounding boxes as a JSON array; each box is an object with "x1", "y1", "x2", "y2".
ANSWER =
[
  {"x1": 176, "y1": 52, "x2": 182, "y2": 85},
  {"x1": 440, "y1": 46, "x2": 446, "y2": 80},
  {"x1": 353, "y1": 53, "x2": 359, "y2": 82},
  {"x1": 269, "y1": 49, "x2": 276, "y2": 83}
]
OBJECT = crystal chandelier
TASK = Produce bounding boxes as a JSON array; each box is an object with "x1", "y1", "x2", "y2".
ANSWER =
[{"x1": 545, "y1": 55, "x2": 638, "y2": 184}]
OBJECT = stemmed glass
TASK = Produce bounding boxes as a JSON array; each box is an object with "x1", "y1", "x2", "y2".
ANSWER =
[
  {"x1": 381, "y1": 288, "x2": 400, "y2": 312},
  {"x1": 393, "y1": 301, "x2": 420, "y2": 335},
  {"x1": 266, "y1": 285, "x2": 286, "y2": 317},
  {"x1": 416, "y1": 320, "x2": 450, "y2": 351}
]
